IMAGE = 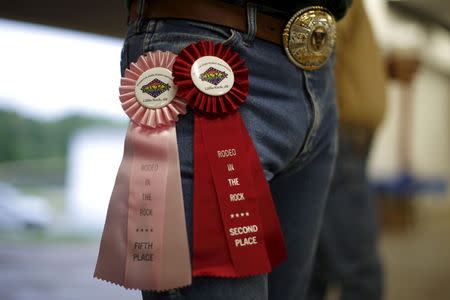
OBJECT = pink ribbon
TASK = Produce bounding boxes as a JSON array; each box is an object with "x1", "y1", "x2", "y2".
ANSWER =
[{"x1": 94, "y1": 51, "x2": 191, "y2": 291}]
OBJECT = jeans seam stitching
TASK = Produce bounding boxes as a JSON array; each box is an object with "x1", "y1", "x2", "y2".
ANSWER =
[
  {"x1": 143, "y1": 20, "x2": 157, "y2": 53},
  {"x1": 300, "y1": 70, "x2": 321, "y2": 157},
  {"x1": 279, "y1": 70, "x2": 320, "y2": 174},
  {"x1": 243, "y1": 3, "x2": 257, "y2": 47},
  {"x1": 224, "y1": 29, "x2": 240, "y2": 46}
]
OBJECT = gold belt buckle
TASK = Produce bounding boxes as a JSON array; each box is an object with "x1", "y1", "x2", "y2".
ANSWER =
[{"x1": 283, "y1": 6, "x2": 336, "y2": 70}]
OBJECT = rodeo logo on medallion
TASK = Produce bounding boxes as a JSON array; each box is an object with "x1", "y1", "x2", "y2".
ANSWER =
[
  {"x1": 200, "y1": 67, "x2": 228, "y2": 86},
  {"x1": 141, "y1": 78, "x2": 171, "y2": 98}
]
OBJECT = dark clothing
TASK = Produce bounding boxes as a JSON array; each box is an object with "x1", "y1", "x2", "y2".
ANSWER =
[
  {"x1": 307, "y1": 129, "x2": 383, "y2": 300},
  {"x1": 221, "y1": 0, "x2": 352, "y2": 20},
  {"x1": 126, "y1": 0, "x2": 352, "y2": 21}
]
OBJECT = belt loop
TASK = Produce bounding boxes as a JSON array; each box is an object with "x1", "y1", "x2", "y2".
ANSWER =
[
  {"x1": 244, "y1": 2, "x2": 258, "y2": 47},
  {"x1": 134, "y1": 0, "x2": 146, "y2": 32}
]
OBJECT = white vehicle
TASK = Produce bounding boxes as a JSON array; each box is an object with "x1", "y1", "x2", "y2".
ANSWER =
[{"x1": 0, "y1": 182, "x2": 52, "y2": 229}]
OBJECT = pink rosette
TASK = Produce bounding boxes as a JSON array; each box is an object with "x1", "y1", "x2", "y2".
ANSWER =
[
  {"x1": 119, "y1": 50, "x2": 187, "y2": 128},
  {"x1": 95, "y1": 51, "x2": 191, "y2": 291}
]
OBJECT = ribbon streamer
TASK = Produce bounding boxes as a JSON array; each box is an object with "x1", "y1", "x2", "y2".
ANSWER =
[
  {"x1": 94, "y1": 51, "x2": 191, "y2": 291},
  {"x1": 173, "y1": 41, "x2": 287, "y2": 277}
]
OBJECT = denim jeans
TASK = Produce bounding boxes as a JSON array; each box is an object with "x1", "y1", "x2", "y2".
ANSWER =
[
  {"x1": 307, "y1": 128, "x2": 383, "y2": 300},
  {"x1": 121, "y1": 9, "x2": 338, "y2": 300}
]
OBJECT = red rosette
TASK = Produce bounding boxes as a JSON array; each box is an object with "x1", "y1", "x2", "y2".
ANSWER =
[
  {"x1": 172, "y1": 41, "x2": 287, "y2": 278},
  {"x1": 173, "y1": 41, "x2": 249, "y2": 115}
]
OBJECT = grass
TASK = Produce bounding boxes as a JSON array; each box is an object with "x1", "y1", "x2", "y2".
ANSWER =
[{"x1": 0, "y1": 228, "x2": 98, "y2": 244}]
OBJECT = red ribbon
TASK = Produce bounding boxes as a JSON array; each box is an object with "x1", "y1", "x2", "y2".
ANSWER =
[{"x1": 173, "y1": 41, "x2": 287, "y2": 277}]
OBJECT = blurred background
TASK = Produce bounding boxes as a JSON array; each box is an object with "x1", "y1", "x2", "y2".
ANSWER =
[{"x1": 0, "y1": 0, "x2": 448, "y2": 299}]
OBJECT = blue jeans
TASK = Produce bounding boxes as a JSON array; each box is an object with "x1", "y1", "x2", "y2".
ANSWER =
[
  {"x1": 122, "y1": 13, "x2": 338, "y2": 300},
  {"x1": 307, "y1": 128, "x2": 383, "y2": 300}
]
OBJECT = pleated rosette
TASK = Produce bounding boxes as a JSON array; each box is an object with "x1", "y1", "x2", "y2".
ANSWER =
[
  {"x1": 173, "y1": 41, "x2": 287, "y2": 278},
  {"x1": 95, "y1": 50, "x2": 191, "y2": 291},
  {"x1": 173, "y1": 41, "x2": 248, "y2": 115},
  {"x1": 119, "y1": 51, "x2": 187, "y2": 128}
]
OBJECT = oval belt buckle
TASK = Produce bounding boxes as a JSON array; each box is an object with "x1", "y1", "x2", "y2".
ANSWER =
[{"x1": 283, "y1": 6, "x2": 336, "y2": 70}]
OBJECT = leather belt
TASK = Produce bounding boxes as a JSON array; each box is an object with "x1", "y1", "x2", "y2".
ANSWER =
[{"x1": 129, "y1": 0, "x2": 286, "y2": 45}]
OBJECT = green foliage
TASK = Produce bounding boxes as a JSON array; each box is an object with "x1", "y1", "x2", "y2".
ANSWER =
[{"x1": 0, "y1": 110, "x2": 122, "y2": 163}]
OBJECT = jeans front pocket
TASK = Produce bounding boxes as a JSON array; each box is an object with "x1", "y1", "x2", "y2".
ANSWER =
[
  {"x1": 122, "y1": 19, "x2": 242, "y2": 72},
  {"x1": 141, "y1": 19, "x2": 241, "y2": 56}
]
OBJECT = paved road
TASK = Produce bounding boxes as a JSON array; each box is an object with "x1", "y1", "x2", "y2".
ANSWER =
[{"x1": 0, "y1": 242, "x2": 140, "y2": 300}]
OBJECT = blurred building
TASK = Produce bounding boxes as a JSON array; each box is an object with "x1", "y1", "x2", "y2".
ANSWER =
[{"x1": 65, "y1": 127, "x2": 126, "y2": 231}]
